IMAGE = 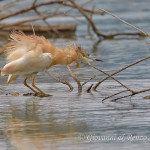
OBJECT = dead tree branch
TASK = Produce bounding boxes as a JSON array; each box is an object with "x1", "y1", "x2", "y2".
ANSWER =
[
  {"x1": 99, "y1": 9, "x2": 149, "y2": 36},
  {"x1": 110, "y1": 88, "x2": 150, "y2": 102},
  {"x1": 102, "y1": 87, "x2": 150, "y2": 102},
  {"x1": 81, "y1": 75, "x2": 96, "y2": 87},
  {"x1": 68, "y1": 0, "x2": 107, "y2": 38},
  {"x1": 0, "y1": 0, "x2": 63, "y2": 21},
  {"x1": 102, "y1": 90, "x2": 129, "y2": 102},
  {"x1": 0, "y1": 24, "x2": 76, "y2": 33},
  {"x1": 86, "y1": 83, "x2": 94, "y2": 93},
  {"x1": 0, "y1": 0, "x2": 20, "y2": 12},
  {"x1": 45, "y1": 69, "x2": 73, "y2": 91},
  {"x1": 62, "y1": 1, "x2": 105, "y2": 15},
  {"x1": 66, "y1": 65, "x2": 82, "y2": 93},
  {"x1": 93, "y1": 55, "x2": 150, "y2": 90},
  {"x1": 32, "y1": 0, "x2": 59, "y2": 35},
  {"x1": 0, "y1": 0, "x2": 148, "y2": 37},
  {"x1": 111, "y1": 93, "x2": 133, "y2": 102},
  {"x1": 82, "y1": 62, "x2": 134, "y2": 93}
]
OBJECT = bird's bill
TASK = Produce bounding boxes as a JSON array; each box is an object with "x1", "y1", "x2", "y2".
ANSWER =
[
  {"x1": 77, "y1": 47, "x2": 102, "y2": 62},
  {"x1": 81, "y1": 56, "x2": 102, "y2": 62},
  {"x1": 89, "y1": 57, "x2": 102, "y2": 61}
]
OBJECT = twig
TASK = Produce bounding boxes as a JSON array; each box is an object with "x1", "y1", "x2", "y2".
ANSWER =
[
  {"x1": 32, "y1": 0, "x2": 59, "y2": 35},
  {"x1": 82, "y1": 75, "x2": 96, "y2": 87},
  {"x1": 102, "y1": 89, "x2": 129, "y2": 101},
  {"x1": 111, "y1": 94, "x2": 133, "y2": 102},
  {"x1": 66, "y1": 65, "x2": 82, "y2": 93},
  {"x1": 87, "y1": 4, "x2": 95, "y2": 35},
  {"x1": 0, "y1": 1, "x2": 147, "y2": 38},
  {"x1": 0, "y1": 0, "x2": 20, "y2": 12},
  {"x1": 93, "y1": 55, "x2": 150, "y2": 90},
  {"x1": 45, "y1": 69, "x2": 73, "y2": 91},
  {"x1": 0, "y1": 0, "x2": 63, "y2": 21},
  {"x1": 64, "y1": 0, "x2": 92, "y2": 15},
  {"x1": 0, "y1": 17, "x2": 45, "y2": 29},
  {"x1": 68, "y1": 0, "x2": 106, "y2": 38},
  {"x1": 99, "y1": 9, "x2": 149, "y2": 36},
  {"x1": 98, "y1": 32, "x2": 147, "y2": 39},
  {"x1": 103, "y1": 86, "x2": 150, "y2": 102},
  {"x1": 53, "y1": 68, "x2": 67, "y2": 81},
  {"x1": 86, "y1": 84, "x2": 93, "y2": 93},
  {"x1": 106, "y1": 32, "x2": 147, "y2": 37},
  {"x1": 0, "y1": 24, "x2": 76, "y2": 32},
  {"x1": 134, "y1": 88, "x2": 150, "y2": 94},
  {"x1": 112, "y1": 87, "x2": 150, "y2": 101},
  {"x1": 63, "y1": 1, "x2": 105, "y2": 15},
  {"x1": 82, "y1": 62, "x2": 134, "y2": 93}
]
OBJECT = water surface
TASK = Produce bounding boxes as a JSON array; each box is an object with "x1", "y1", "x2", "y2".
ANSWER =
[{"x1": 1, "y1": 0, "x2": 150, "y2": 150}]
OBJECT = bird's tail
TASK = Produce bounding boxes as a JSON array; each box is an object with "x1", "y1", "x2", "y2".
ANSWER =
[
  {"x1": 0, "y1": 43, "x2": 11, "y2": 55},
  {"x1": 7, "y1": 74, "x2": 19, "y2": 84}
]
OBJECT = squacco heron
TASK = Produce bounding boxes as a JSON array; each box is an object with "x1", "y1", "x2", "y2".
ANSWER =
[{"x1": 1, "y1": 31, "x2": 95, "y2": 96}]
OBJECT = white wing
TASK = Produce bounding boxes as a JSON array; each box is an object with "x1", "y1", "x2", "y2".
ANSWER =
[{"x1": 1, "y1": 51, "x2": 52, "y2": 76}]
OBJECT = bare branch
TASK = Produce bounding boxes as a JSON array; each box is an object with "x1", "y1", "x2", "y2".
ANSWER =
[
  {"x1": 102, "y1": 81, "x2": 150, "y2": 102},
  {"x1": 66, "y1": 65, "x2": 82, "y2": 93},
  {"x1": 32, "y1": 1, "x2": 59, "y2": 35},
  {"x1": 99, "y1": 9, "x2": 149, "y2": 36},
  {"x1": 111, "y1": 88, "x2": 150, "y2": 101},
  {"x1": 0, "y1": 0, "x2": 63, "y2": 21},
  {"x1": 82, "y1": 62, "x2": 134, "y2": 92},
  {"x1": 0, "y1": 24, "x2": 76, "y2": 32},
  {"x1": 86, "y1": 84, "x2": 93, "y2": 93},
  {"x1": 102, "y1": 90, "x2": 129, "y2": 102},
  {"x1": 93, "y1": 55, "x2": 150, "y2": 90},
  {"x1": 82, "y1": 75, "x2": 96, "y2": 87},
  {"x1": 45, "y1": 69, "x2": 73, "y2": 91},
  {"x1": 68, "y1": 0, "x2": 106, "y2": 37},
  {"x1": 0, "y1": 0, "x2": 20, "y2": 12},
  {"x1": 63, "y1": 1, "x2": 105, "y2": 15},
  {"x1": 111, "y1": 94, "x2": 133, "y2": 102}
]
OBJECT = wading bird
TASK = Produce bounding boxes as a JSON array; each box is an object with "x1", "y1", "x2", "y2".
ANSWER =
[{"x1": 1, "y1": 31, "x2": 96, "y2": 96}]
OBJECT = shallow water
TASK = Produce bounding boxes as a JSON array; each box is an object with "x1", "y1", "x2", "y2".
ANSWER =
[
  {"x1": 1, "y1": 81, "x2": 150, "y2": 150},
  {"x1": 1, "y1": 0, "x2": 150, "y2": 150}
]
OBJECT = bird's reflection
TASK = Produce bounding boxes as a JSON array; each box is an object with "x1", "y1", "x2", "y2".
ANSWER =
[{"x1": 4, "y1": 101, "x2": 88, "y2": 150}]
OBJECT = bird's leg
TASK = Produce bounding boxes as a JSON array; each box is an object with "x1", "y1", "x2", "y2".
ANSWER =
[
  {"x1": 24, "y1": 78, "x2": 38, "y2": 96},
  {"x1": 31, "y1": 76, "x2": 47, "y2": 96}
]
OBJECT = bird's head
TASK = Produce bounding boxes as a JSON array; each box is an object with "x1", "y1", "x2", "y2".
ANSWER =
[{"x1": 75, "y1": 46, "x2": 102, "y2": 63}]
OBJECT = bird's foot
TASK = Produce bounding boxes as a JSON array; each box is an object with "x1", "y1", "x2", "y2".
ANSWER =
[
  {"x1": 23, "y1": 93, "x2": 34, "y2": 96},
  {"x1": 33, "y1": 92, "x2": 51, "y2": 97},
  {"x1": 23, "y1": 92, "x2": 51, "y2": 97}
]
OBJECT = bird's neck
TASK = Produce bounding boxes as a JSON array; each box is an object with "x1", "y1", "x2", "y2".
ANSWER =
[{"x1": 50, "y1": 46, "x2": 78, "y2": 66}]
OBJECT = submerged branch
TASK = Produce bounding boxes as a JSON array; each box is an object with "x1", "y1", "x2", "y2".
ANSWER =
[
  {"x1": 102, "y1": 82, "x2": 150, "y2": 102},
  {"x1": 66, "y1": 65, "x2": 82, "y2": 93},
  {"x1": 86, "y1": 83, "x2": 93, "y2": 93},
  {"x1": 81, "y1": 75, "x2": 96, "y2": 87},
  {"x1": 45, "y1": 69, "x2": 73, "y2": 91},
  {"x1": 111, "y1": 93, "x2": 133, "y2": 102},
  {"x1": 82, "y1": 62, "x2": 134, "y2": 93},
  {"x1": 102, "y1": 90, "x2": 129, "y2": 101},
  {"x1": 93, "y1": 55, "x2": 150, "y2": 90}
]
